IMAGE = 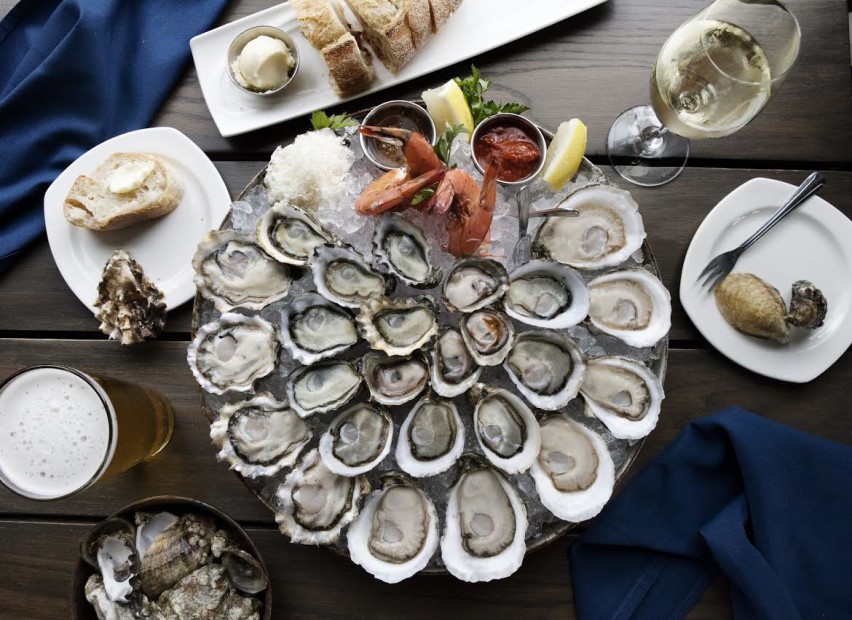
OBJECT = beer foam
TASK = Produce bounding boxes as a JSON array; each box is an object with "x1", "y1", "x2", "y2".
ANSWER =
[{"x1": 0, "y1": 367, "x2": 113, "y2": 499}]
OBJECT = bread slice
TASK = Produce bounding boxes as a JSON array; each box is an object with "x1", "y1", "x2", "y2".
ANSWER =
[
  {"x1": 405, "y1": 0, "x2": 432, "y2": 48},
  {"x1": 343, "y1": 0, "x2": 416, "y2": 74},
  {"x1": 292, "y1": 0, "x2": 375, "y2": 96},
  {"x1": 427, "y1": 0, "x2": 457, "y2": 31},
  {"x1": 63, "y1": 153, "x2": 183, "y2": 231}
]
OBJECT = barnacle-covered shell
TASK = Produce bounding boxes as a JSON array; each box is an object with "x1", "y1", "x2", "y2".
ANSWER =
[
  {"x1": 285, "y1": 360, "x2": 362, "y2": 418},
  {"x1": 460, "y1": 309, "x2": 515, "y2": 366},
  {"x1": 442, "y1": 257, "x2": 509, "y2": 313},
  {"x1": 356, "y1": 296, "x2": 439, "y2": 356},
  {"x1": 363, "y1": 352, "x2": 429, "y2": 406},
  {"x1": 318, "y1": 403, "x2": 394, "y2": 476},
  {"x1": 429, "y1": 327, "x2": 482, "y2": 398},
  {"x1": 588, "y1": 269, "x2": 671, "y2": 348},
  {"x1": 503, "y1": 330, "x2": 586, "y2": 410},
  {"x1": 396, "y1": 394, "x2": 464, "y2": 478},
  {"x1": 786, "y1": 279, "x2": 827, "y2": 329},
  {"x1": 257, "y1": 202, "x2": 337, "y2": 266},
  {"x1": 155, "y1": 564, "x2": 261, "y2": 619},
  {"x1": 503, "y1": 260, "x2": 589, "y2": 329},
  {"x1": 714, "y1": 272, "x2": 789, "y2": 343},
  {"x1": 373, "y1": 213, "x2": 441, "y2": 287},
  {"x1": 311, "y1": 244, "x2": 391, "y2": 309},
  {"x1": 469, "y1": 385, "x2": 541, "y2": 474},
  {"x1": 85, "y1": 574, "x2": 139, "y2": 620},
  {"x1": 280, "y1": 293, "x2": 358, "y2": 365}
]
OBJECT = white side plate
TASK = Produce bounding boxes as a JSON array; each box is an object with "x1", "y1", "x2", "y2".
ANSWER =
[
  {"x1": 190, "y1": 0, "x2": 609, "y2": 137},
  {"x1": 680, "y1": 178, "x2": 852, "y2": 383},
  {"x1": 44, "y1": 127, "x2": 231, "y2": 313}
]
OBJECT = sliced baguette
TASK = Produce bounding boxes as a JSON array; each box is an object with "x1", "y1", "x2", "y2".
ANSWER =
[
  {"x1": 63, "y1": 153, "x2": 182, "y2": 231},
  {"x1": 343, "y1": 0, "x2": 416, "y2": 74},
  {"x1": 405, "y1": 0, "x2": 433, "y2": 48},
  {"x1": 427, "y1": 0, "x2": 456, "y2": 31}
]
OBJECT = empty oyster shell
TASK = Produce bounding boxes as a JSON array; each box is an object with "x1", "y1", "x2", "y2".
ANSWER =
[
  {"x1": 356, "y1": 295, "x2": 439, "y2": 356},
  {"x1": 347, "y1": 473, "x2": 440, "y2": 583},
  {"x1": 440, "y1": 456, "x2": 527, "y2": 583},
  {"x1": 256, "y1": 202, "x2": 337, "y2": 266},
  {"x1": 373, "y1": 213, "x2": 442, "y2": 287},
  {"x1": 714, "y1": 273, "x2": 789, "y2": 343},
  {"x1": 155, "y1": 564, "x2": 260, "y2": 619},
  {"x1": 311, "y1": 244, "x2": 391, "y2": 309},
  {"x1": 532, "y1": 184, "x2": 646, "y2": 269},
  {"x1": 588, "y1": 269, "x2": 671, "y2": 348},
  {"x1": 530, "y1": 415, "x2": 615, "y2": 522},
  {"x1": 396, "y1": 394, "x2": 464, "y2": 478},
  {"x1": 787, "y1": 279, "x2": 827, "y2": 329},
  {"x1": 429, "y1": 327, "x2": 482, "y2": 398},
  {"x1": 220, "y1": 548, "x2": 269, "y2": 595},
  {"x1": 363, "y1": 351, "x2": 429, "y2": 406},
  {"x1": 187, "y1": 314, "x2": 279, "y2": 395},
  {"x1": 318, "y1": 403, "x2": 394, "y2": 476},
  {"x1": 80, "y1": 517, "x2": 140, "y2": 604},
  {"x1": 275, "y1": 448, "x2": 369, "y2": 545},
  {"x1": 503, "y1": 259, "x2": 589, "y2": 329},
  {"x1": 210, "y1": 393, "x2": 311, "y2": 478},
  {"x1": 503, "y1": 330, "x2": 586, "y2": 411},
  {"x1": 192, "y1": 229, "x2": 291, "y2": 311},
  {"x1": 442, "y1": 257, "x2": 509, "y2": 313},
  {"x1": 460, "y1": 309, "x2": 515, "y2": 366},
  {"x1": 85, "y1": 574, "x2": 139, "y2": 620},
  {"x1": 470, "y1": 385, "x2": 541, "y2": 475},
  {"x1": 580, "y1": 356, "x2": 663, "y2": 440},
  {"x1": 280, "y1": 292, "x2": 358, "y2": 365},
  {"x1": 285, "y1": 360, "x2": 362, "y2": 418}
]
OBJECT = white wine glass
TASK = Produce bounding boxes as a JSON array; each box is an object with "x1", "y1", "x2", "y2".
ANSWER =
[{"x1": 606, "y1": 0, "x2": 800, "y2": 187}]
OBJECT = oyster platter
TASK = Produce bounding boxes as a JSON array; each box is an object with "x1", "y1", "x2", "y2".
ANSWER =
[{"x1": 187, "y1": 87, "x2": 671, "y2": 583}]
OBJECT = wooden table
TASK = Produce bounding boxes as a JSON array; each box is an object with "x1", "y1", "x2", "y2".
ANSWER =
[{"x1": 1, "y1": 0, "x2": 850, "y2": 617}]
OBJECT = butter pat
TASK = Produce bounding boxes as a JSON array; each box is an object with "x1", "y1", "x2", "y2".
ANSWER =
[
  {"x1": 232, "y1": 35, "x2": 294, "y2": 91},
  {"x1": 107, "y1": 160, "x2": 156, "y2": 194}
]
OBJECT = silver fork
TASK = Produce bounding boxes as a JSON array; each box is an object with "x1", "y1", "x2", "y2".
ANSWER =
[{"x1": 697, "y1": 172, "x2": 826, "y2": 290}]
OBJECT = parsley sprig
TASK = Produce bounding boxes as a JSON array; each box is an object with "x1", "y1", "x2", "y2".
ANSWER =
[
  {"x1": 453, "y1": 65, "x2": 529, "y2": 126},
  {"x1": 434, "y1": 124, "x2": 468, "y2": 166},
  {"x1": 310, "y1": 110, "x2": 358, "y2": 131}
]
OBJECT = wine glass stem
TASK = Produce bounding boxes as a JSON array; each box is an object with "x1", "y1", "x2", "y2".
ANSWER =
[{"x1": 639, "y1": 125, "x2": 667, "y2": 155}]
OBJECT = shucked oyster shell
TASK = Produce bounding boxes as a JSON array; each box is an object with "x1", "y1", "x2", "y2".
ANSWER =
[
  {"x1": 373, "y1": 213, "x2": 442, "y2": 287},
  {"x1": 429, "y1": 327, "x2": 482, "y2": 398},
  {"x1": 469, "y1": 385, "x2": 541, "y2": 475},
  {"x1": 80, "y1": 517, "x2": 140, "y2": 604},
  {"x1": 311, "y1": 244, "x2": 391, "y2": 309},
  {"x1": 285, "y1": 360, "x2": 362, "y2": 418},
  {"x1": 257, "y1": 202, "x2": 337, "y2": 266},
  {"x1": 587, "y1": 269, "x2": 671, "y2": 348},
  {"x1": 460, "y1": 309, "x2": 515, "y2": 366},
  {"x1": 363, "y1": 351, "x2": 429, "y2": 406},
  {"x1": 503, "y1": 260, "x2": 589, "y2": 329},
  {"x1": 318, "y1": 403, "x2": 394, "y2": 476},
  {"x1": 442, "y1": 257, "x2": 509, "y2": 313},
  {"x1": 396, "y1": 394, "x2": 464, "y2": 478},
  {"x1": 280, "y1": 292, "x2": 358, "y2": 365},
  {"x1": 356, "y1": 295, "x2": 439, "y2": 357}
]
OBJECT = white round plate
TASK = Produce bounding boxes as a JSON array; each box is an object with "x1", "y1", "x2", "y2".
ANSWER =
[
  {"x1": 44, "y1": 127, "x2": 231, "y2": 313},
  {"x1": 680, "y1": 177, "x2": 852, "y2": 383}
]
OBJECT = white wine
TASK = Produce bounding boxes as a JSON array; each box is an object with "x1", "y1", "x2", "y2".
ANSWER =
[{"x1": 650, "y1": 19, "x2": 771, "y2": 140}]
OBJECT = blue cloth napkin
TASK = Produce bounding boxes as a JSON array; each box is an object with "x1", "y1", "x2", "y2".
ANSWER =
[
  {"x1": 570, "y1": 407, "x2": 852, "y2": 620},
  {"x1": 0, "y1": 0, "x2": 229, "y2": 273}
]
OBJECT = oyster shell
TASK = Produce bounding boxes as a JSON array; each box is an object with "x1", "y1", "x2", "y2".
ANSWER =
[
  {"x1": 187, "y1": 314, "x2": 279, "y2": 395},
  {"x1": 429, "y1": 327, "x2": 482, "y2": 398},
  {"x1": 285, "y1": 360, "x2": 362, "y2": 418},
  {"x1": 220, "y1": 548, "x2": 268, "y2": 595},
  {"x1": 318, "y1": 403, "x2": 394, "y2": 476},
  {"x1": 503, "y1": 330, "x2": 586, "y2": 411},
  {"x1": 94, "y1": 249, "x2": 167, "y2": 345},
  {"x1": 356, "y1": 296, "x2": 439, "y2": 356},
  {"x1": 588, "y1": 269, "x2": 671, "y2": 348},
  {"x1": 210, "y1": 394, "x2": 311, "y2": 478},
  {"x1": 714, "y1": 272, "x2": 789, "y2": 343},
  {"x1": 311, "y1": 244, "x2": 391, "y2": 309},
  {"x1": 192, "y1": 229, "x2": 291, "y2": 311},
  {"x1": 580, "y1": 357, "x2": 663, "y2": 440},
  {"x1": 347, "y1": 473, "x2": 440, "y2": 583},
  {"x1": 787, "y1": 280, "x2": 827, "y2": 329},
  {"x1": 373, "y1": 213, "x2": 441, "y2": 287},
  {"x1": 80, "y1": 518, "x2": 140, "y2": 604},
  {"x1": 442, "y1": 257, "x2": 509, "y2": 313},
  {"x1": 532, "y1": 184, "x2": 645, "y2": 269},
  {"x1": 275, "y1": 448, "x2": 369, "y2": 545},
  {"x1": 396, "y1": 394, "x2": 464, "y2": 478},
  {"x1": 503, "y1": 260, "x2": 589, "y2": 329},
  {"x1": 85, "y1": 574, "x2": 139, "y2": 620},
  {"x1": 440, "y1": 456, "x2": 528, "y2": 583},
  {"x1": 530, "y1": 415, "x2": 614, "y2": 522},
  {"x1": 363, "y1": 352, "x2": 429, "y2": 406},
  {"x1": 154, "y1": 564, "x2": 260, "y2": 620},
  {"x1": 256, "y1": 202, "x2": 336, "y2": 266},
  {"x1": 469, "y1": 385, "x2": 541, "y2": 474},
  {"x1": 460, "y1": 309, "x2": 515, "y2": 366},
  {"x1": 280, "y1": 293, "x2": 358, "y2": 365}
]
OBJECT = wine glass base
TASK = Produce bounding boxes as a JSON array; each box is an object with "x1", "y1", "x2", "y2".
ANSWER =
[{"x1": 606, "y1": 105, "x2": 689, "y2": 187}]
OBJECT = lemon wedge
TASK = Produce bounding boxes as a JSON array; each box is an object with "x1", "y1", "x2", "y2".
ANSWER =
[
  {"x1": 422, "y1": 80, "x2": 475, "y2": 142},
  {"x1": 541, "y1": 118, "x2": 587, "y2": 191}
]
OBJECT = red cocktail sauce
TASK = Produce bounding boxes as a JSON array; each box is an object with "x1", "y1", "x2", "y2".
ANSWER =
[{"x1": 473, "y1": 124, "x2": 541, "y2": 182}]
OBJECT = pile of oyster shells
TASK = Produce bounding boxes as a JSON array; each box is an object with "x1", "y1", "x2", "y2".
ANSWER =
[
  {"x1": 187, "y1": 152, "x2": 672, "y2": 583},
  {"x1": 82, "y1": 510, "x2": 267, "y2": 619}
]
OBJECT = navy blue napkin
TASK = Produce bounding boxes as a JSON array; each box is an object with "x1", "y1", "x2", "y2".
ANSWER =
[
  {"x1": 0, "y1": 0, "x2": 229, "y2": 273},
  {"x1": 570, "y1": 407, "x2": 852, "y2": 619}
]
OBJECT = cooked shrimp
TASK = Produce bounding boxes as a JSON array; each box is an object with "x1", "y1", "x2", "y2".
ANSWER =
[{"x1": 442, "y1": 157, "x2": 499, "y2": 257}]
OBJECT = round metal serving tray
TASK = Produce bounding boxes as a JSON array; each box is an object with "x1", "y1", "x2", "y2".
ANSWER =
[{"x1": 192, "y1": 106, "x2": 668, "y2": 574}]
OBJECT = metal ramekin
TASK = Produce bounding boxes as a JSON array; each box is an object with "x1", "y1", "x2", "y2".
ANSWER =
[{"x1": 227, "y1": 26, "x2": 300, "y2": 96}]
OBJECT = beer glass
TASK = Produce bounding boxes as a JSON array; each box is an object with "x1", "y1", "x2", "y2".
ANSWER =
[{"x1": 0, "y1": 365, "x2": 174, "y2": 500}]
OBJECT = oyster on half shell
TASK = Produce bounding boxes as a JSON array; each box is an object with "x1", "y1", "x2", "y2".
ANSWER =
[
  {"x1": 356, "y1": 296, "x2": 439, "y2": 357},
  {"x1": 80, "y1": 517, "x2": 140, "y2": 604},
  {"x1": 363, "y1": 352, "x2": 429, "y2": 406},
  {"x1": 442, "y1": 257, "x2": 509, "y2": 313},
  {"x1": 318, "y1": 403, "x2": 394, "y2": 476},
  {"x1": 470, "y1": 385, "x2": 541, "y2": 475},
  {"x1": 312, "y1": 244, "x2": 391, "y2": 309},
  {"x1": 429, "y1": 327, "x2": 482, "y2": 398},
  {"x1": 588, "y1": 269, "x2": 671, "y2": 348},
  {"x1": 285, "y1": 360, "x2": 362, "y2": 418},
  {"x1": 373, "y1": 213, "x2": 441, "y2": 287},
  {"x1": 503, "y1": 260, "x2": 589, "y2": 329},
  {"x1": 460, "y1": 309, "x2": 515, "y2": 366},
  {"x1": 280, "y1": 292, "x2": 358, "y2": 365},
  {"x1": 396, "y1": 394, "x2": 464, "y2": 478},
  {"x1": 257, "y1": 203, "x2": 337, "y2": 266}
]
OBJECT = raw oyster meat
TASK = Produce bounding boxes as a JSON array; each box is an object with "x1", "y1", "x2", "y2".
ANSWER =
[
  {"x1": 442, "y1": 257, "x2": 509, "y2": 313},
  {"x1": 373, "y1": 213, "x2": 441, "y2": 287},
  {"x1": 192, "y1": 229, "x2": 291, "y2": 311},
  {"x1": 470, "y1": 385, "x2": 541, "y2": 474},
  {"x1": 429, "y1": 327, "x2": 482, "y2": 398},
  {"x1": 580, "y1": 356, "x2": 663, "y2": 440},
  {"x1": 154, "y1": 564, "x2": 260, "y2": 620},
  {"x1": 94, "y1": 249, "x2": 167, "y2": 345},
  {"x1": 460, "y1": 309, "x2": 515, "y2": 366},
  {"x1": 530, "y1": 415, "x2": 614, "y2": 522},
  {"x1": 285, "y1": 360, "x2": 362, "y2": 418},
  {"x1": 396, "y1": 394, "x2": 464, "y2": 478},
  {"x1": 588, "y1": 269, "x2": 671, "y2": 348},
  {"x1": 210, "y1": 394, "x2": 311, "y2": 478},
  {"x1": 80, "y1": 518, "x2": 140, "y2": 604},
  {"x1": 504, "y1": 330, "x2": 586, "y2": 411},
  {"x1": 318, "y1": 403, "x2": 393, "y2": 476},
  {"x1": 357, "y1": 296, "x2": 439, "y2": 356},
  {"x1": 256, "y1": 202, "x2": 336, "y2": 266},
  {"x1": 280, "y1": 292, "x2": 358, "y2": 365},
  {"x1": 187, "y1": 314, "x2": 279, "y2": 395},
  {"x1": 440, "y1": 457, "x2": 528, "y2": 583},
  {"x1": 503, "y1": 260, "x2": 589, "y2": 329},
  {"x1": 311, "y1": 244, "x2": 390, "y2": 308},
  {"x1": 532, "y1": 184, "x2": 645, "y2": 269},
  {"x1": 275, "y1": 448, "x2": 369, "y2": 545},
  {"x1": 363, "y1": 352, "x2": 429, "y2": 406},
  {"x1": 347, "y1": 473, "x2": 439, "y2": 583},
  {"x1": 786, "y1": 279, "x2": 827, "y2": 329}
]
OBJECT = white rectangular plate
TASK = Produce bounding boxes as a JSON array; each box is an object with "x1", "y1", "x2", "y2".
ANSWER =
[{"x1": 190, "y1": 0, "x2": 608, "y2": 137}]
